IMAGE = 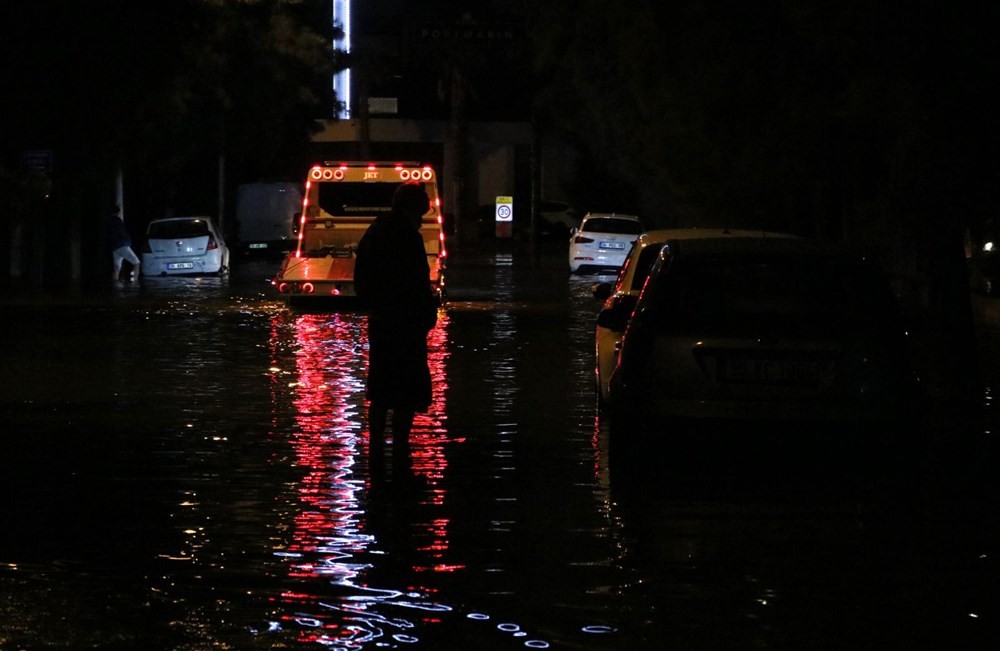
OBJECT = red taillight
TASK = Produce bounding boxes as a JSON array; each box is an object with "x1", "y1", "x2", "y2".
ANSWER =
[{"x1": 574, "y1": 235, "x2": 595, "y2": 244}]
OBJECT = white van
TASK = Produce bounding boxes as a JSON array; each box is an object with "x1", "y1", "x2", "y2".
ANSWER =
[{"x1": 235, "y1": 182, "x2": 302, "y2": 255}]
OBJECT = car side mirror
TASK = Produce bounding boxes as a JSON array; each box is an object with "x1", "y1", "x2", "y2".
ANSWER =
[
  {"x1": 597, "y1": 294, "x2": 638, "y2": 332},
  {"x1": 597, "y1": 299, "x2": 635, "y2": 331}
]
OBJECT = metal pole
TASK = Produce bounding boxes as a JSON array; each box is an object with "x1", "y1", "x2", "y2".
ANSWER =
[
  {"x1": 116, "y1": 165, "x2": 124, "y2": 216},
  {"x1": 218, "y1": 153, "x2": 226, "y2": 233}
]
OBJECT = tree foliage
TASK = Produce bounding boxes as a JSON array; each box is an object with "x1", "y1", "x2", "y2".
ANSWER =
[
  {"x1": 522, "y1": 0, "x2": 999, "y2": 396},
  {"x1": 526, "y1": 1, "x2": 999, "y2": 238},
  {"x1": 1, "y1": 0, "x2": 337, "y2": 218}
]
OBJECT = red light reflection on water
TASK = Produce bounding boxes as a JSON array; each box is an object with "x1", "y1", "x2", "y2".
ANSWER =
[
  {"x1": 409, "y1": 320, "x2": 451, "y2": 505},
  {"x1": 264, "y1": 309, "x2": 457, "y2": 645}
]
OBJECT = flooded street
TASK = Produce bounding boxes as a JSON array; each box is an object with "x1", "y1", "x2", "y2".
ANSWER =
[{"x1": 2, "y1": 244, "x2": 998, "y2": 650}]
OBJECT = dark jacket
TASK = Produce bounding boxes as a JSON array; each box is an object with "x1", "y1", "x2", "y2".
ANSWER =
[
  {"x1": 107, "y1": 214, "x2": 132, "y2": 250},
  {"x1": 355, "y1": 212, "x2": 437, "y2": 329},
  {"x1": 354, "y1": 211, "x2": 438, "y2": 411}
]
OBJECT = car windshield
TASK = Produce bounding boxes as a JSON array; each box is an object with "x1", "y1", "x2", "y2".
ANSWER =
[
  {"x1": 148, "y1": 220, "x2": 211, "y2": 239},
  {"x1": 316, "y1": 181, "x2": 429, "y2": 216},
  {"x1": 582, "y1": 218, "x2": 643, "y2": 235},
  {"x1": 643, "y1": 253, "x2": 899, "y2": 335}
]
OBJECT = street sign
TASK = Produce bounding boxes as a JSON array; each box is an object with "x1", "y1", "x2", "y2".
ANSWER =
[
  {"x1": 496, "y1": 195, "x2": 513, "y2": 238},
  {"x1": 495, "y1": 196, "x2": 513, "y2": 221}
]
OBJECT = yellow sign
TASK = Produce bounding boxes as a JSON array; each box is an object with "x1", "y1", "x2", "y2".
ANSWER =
[{"x1": 495, "y1": 196, "x2": 513, "y2": 222}]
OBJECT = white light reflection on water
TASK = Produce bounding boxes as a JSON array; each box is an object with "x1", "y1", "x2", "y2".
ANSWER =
[{"x1": 490, "y1": 251, "x2": 519, "y2": 420}]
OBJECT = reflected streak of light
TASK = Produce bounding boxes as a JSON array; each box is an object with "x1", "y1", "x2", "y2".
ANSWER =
[
  {"x1": 489, "y1": 254, "x2": 518, "y2": 420},
  {"x1": 263, "y1": 308, "x2": 457, "y2": 644},
  {"x1": 410, "y1": 311, "x2": 453, "y2": 504},
  {"x1": 489, "y1": 320, "x2": 519, "y2": 417},
  {"x1": 592, "y1": 415, "x2": 611, "y2": 516},
  {"x1": 581, "y1": 625, "x2": 617, "y2": 634}
]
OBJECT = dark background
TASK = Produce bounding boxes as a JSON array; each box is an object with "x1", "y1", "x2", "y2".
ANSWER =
[{"x1": 2, "y1": 0, "x2": 998, "y2": 400}]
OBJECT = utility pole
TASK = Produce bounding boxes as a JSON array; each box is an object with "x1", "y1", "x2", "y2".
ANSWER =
[
  {"x1": 218, "y1": 154, "x2": 226, "y2": 234},
  {"x1": 530, "y1": 112, "x2": 541, "y2": 262}
]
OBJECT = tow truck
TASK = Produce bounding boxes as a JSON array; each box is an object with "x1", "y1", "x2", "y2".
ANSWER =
[{"x1": 272, "y1": 162, "x2": 446, "y2": 304}]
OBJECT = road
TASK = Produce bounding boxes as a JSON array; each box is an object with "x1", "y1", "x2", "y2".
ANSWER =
[{"x1": 1, "y1": 240, "x2": 998, "y2": 650}]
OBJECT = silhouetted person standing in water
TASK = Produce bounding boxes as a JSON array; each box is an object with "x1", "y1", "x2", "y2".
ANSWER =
[{"x1": 354, "y1": 182, "x2": 438, "y2": 470}]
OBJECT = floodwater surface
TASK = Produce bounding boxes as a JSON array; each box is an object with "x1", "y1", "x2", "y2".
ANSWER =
[{"x1": 1, "y1": 248, "x2": 998, "y2": 650}]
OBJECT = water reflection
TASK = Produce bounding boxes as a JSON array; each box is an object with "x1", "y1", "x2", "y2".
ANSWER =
[
  {"x1": 490, "y1": 252, "x2": 518, "y2": 419},
  {"x1": 7, "y1": 254, "x2": 998, "y2": 649},
  {"x1": 264, "y1": 308, "x2": 457, "y2": 647}
]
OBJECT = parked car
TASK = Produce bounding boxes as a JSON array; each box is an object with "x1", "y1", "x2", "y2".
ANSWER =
[
  {"x1": 141, "y1": 216, "x2": 230, "y2": 277},
  {"x1": 607, "y1": 235, "x2": 923, "y2": 448},
  {"x1": 969, "y1": 245, "x2": 1000, "y2": 295},
  {"x1": 475, "y1": 199, "x2": 580, "y2": 240},
  {"x1": 593, "y1": 229, "x2": 800, "y2": 406},
  {"x1": 569, "y1": 213, "x2": 644, "y2": 274},
  {"x1": 539, "y1": 200, "x2": 580, "y2": 235}
]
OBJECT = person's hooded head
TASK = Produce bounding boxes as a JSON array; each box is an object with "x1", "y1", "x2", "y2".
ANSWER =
[{"x1": 392, "y1": 183, "x2": 430, "y2": 230}]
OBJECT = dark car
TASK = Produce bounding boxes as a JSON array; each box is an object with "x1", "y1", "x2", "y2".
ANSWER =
[
  {"x1": 607, "y1": 236, "x2": 924, "y2": 456},
  {"x1": 593, "y1": 229, "x2": 801, "y2": 406},
  {"x1": 476, "y1": 199, "x2": 580, "y2": 241},
  {"x1": 970, "y1": 248, "x2": 1000, "y2": 295}
]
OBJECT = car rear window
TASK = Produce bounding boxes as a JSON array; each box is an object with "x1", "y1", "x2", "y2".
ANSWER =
[
  {"x1": 148, "y1": 220, "x2": 211, "y2": 239},
  {"x1": 643, "y1": 253, "x2": 899, "y2": 334},
  {"x1": 582, "y1": 218, "x2": 643, "y2": 235}
]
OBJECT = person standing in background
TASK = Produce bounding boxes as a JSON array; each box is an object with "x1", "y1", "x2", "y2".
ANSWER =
[{"x1": 107, "y1": 205, "x2": 140, "y2": 282}]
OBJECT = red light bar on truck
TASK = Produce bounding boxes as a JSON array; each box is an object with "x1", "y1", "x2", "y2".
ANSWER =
[{"x1": 308, "y1": 163, "x2": 435, "y2": 183}]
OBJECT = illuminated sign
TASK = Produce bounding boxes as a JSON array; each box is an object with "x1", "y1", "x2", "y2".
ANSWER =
[
  {"x1": 495, "y1": 195, "x2": 513, "y2": 239},
  {"x1": 495, "y1": 196, "x2": 513, "y2": 222}
]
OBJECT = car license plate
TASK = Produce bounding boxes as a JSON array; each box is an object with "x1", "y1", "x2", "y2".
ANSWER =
[
  {"x1": 599, "y1": 241, "x2": 625, "y2": 249},
  {"x1": 720, "y1": 357, "x2": 819, "y2": 385},
  {"x1": 249, "y1": 243, "x2": 268, "y2": 249},
  {"x1": 167, "y1": 262, "x2": 195, "y2": 270}
]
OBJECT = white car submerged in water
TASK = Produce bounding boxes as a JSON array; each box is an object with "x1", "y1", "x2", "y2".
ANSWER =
[{"x1": 141, "y1": 216, "x2": 230, "y2": 277}]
